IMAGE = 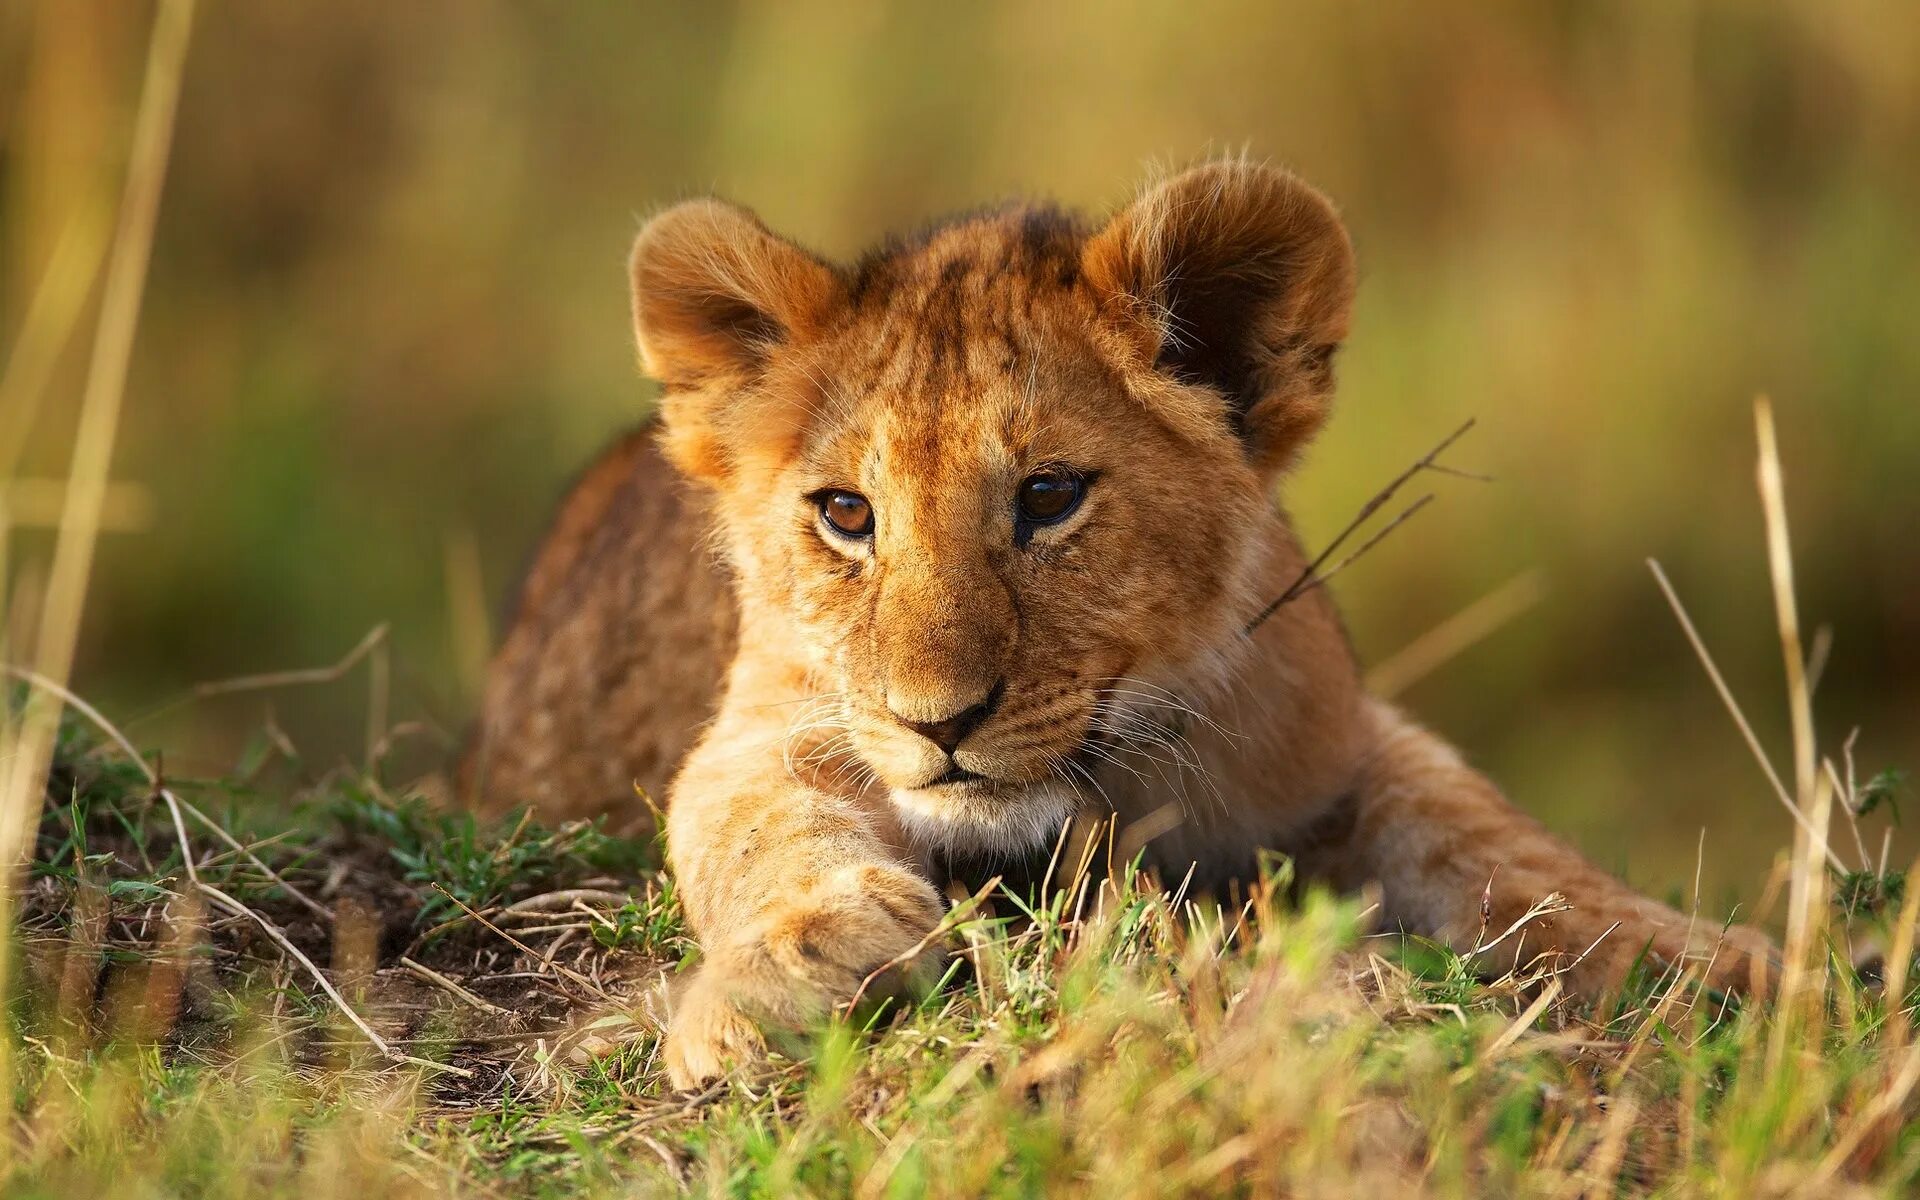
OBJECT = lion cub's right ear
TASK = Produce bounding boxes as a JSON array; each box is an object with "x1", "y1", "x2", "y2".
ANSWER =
[{"x1": 629, "y1": 199, "x2": 844, "y2": 482}]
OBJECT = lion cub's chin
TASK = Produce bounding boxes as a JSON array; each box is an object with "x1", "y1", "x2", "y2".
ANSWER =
[{"x1": 889, "y1": 777, "x2": 1079, "y2": 856}]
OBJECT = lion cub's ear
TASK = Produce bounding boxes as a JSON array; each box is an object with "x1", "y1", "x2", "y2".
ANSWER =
[
  {"x1": 1082, "y1": 160, "x2": 1356, "y2": 474},
  {"x1": 629, "y1": 199, "x2": 844, "y2": 481}
]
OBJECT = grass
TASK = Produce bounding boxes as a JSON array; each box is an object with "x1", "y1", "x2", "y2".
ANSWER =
[
  {"x1": 4, "y1": 7, "x2": 1917, "y2": 1196},
  {"x1": 3, "y1": 393, "x2": 1916, "y2": 1195},
  {"x1": 2, "y1": 688, "x2": 1915, "y2": 1198},
  {"x1": 6, "y1": 393, "x2": 1916, "y2": 1196}
]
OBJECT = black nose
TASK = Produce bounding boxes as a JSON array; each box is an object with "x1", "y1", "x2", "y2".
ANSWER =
[{"x1": 899, "y1": 681, "x2": 1004, "y2": 753}]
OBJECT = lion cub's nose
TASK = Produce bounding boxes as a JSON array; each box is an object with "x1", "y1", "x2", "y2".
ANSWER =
[{"x1": 893, "y1": 681, "x2": 1004, "y2": 754}]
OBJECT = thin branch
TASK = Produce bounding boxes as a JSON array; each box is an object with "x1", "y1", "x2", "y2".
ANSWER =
[
  {"x1": 3, "y1": 665, "x2": 333, "y2": 922},
  {"x1": 431, "y1": 884, "x2": 610, "y2": 998},
  {"x1": 199, "y1": 881, "x2": 471, "y2": 1078},
  {"x1": 399, "y1": 956, "x2": 512, "y2": 1017},
  {"x1": 193, "y1": 623, "x2": 389, "y2": 698},
  {"x1": 1246, "y1": 418, "x2": 1483, "y2": 634},
  {"x1": 1646, "y1": 560, "x2": 1845, "y2": 872},
  {"x1": 1421, "y1": 462, "x2": 1497, "y2": 484},
  {"x1": 1284, "y1": 493, "x2": 1434, "y2": 605}
]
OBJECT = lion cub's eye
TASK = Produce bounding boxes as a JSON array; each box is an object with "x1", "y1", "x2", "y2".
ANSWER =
[
  {"x1": 1016, "y1": 470, "x2": 1085, "y2": 526},
  {"x1": 818, "y1": 489, "x2": 874, "y2": 538}
]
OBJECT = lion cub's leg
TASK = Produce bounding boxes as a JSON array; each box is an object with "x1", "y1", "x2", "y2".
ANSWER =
[
  {"x1": 659, "y1": 703, "x2": 948, "y2": 1089},
  {"x1": 1319, "y1": 701, "x2": 1774, "y2": 998}
]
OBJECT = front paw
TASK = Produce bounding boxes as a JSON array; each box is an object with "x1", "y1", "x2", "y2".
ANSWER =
[
  {"x1": 1674, "y1": 920, "x2": 1777, "y2": 996},
  {"x1": 1570, "y1": 908, "x2": 1778, "y2": 999},
  {"x1": 663, "y1": 970, "x2": 768, "y2": 1091},
  {"x1": 663, "y1": 864, "x2": 947, "y2": 1089}
]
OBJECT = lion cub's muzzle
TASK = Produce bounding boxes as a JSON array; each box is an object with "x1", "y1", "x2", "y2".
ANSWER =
[
  {"x1": 843, "y1": 680, "x2": 1092, "y2": 791},
  {"x1": 892, "y1": 679, "x2": 1005, "y2": 764}
]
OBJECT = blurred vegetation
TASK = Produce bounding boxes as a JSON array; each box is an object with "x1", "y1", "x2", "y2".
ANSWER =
[
  {"x1": 2, "y1": 0, "x2": 1916, "y2": 903},
  {"x1": 11, "y1": 707, "x2": 1920, "y2": 1197}
]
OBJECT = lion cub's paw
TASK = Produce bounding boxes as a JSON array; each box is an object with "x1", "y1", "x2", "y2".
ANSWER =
[
  {"x1": 663, "y1": 864, "x2": 947, "y2": 1090},
  {"x1": 1686, "y1": 921, "x2": 1778, "y2": 996},
  {"x1": 663, "y1": 976, "x2": 767, "y2": 1090},
  {"x1": 1577, "y1": 912, "x2": 1778, "y2": 1000}
]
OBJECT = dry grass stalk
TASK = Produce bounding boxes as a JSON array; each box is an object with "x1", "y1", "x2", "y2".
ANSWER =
[
  {"x1": 430, "y1": 883, "x2": 610, "y2": 998},
  {"x1": 196, "y1": 882, "x2": 472, "y2": 1078},
  {"x1": 0, "y1": 664, "x2": 465, "y2": 1080},
  {"x1": 843, "y1": 876, "x2": 1001, "y2": 1015},
  {"x1": 1753, "y1": 396, "x2": 1836, "y2": 1076},
  {"x1": 5, "y1": 664, "x2": 332, "y2": 922},
  {"x1": 399, "y1": 957, "x2": 512, "y2": 1018},
  {"x1": 1366, "y1": 567, "x2": 1548, "y2": 699},
  {"x1": 0, "y1": 213, "x2": 113, "y2": 479},
  {"x1": 1245, "y1": 417, "x2": 1484, "y2": 634},
  {"x1": 1646, "y1": 560, "x2": 1843, "y2": 871},
  {"x1": 0, "y1": 480, "x2": 154, "y2": 533},
  {"x1": 0, "y1": 0, "x2": 197, "y2": 1111},
  {"x1": 187, "y1": 622, "x2": 393, "y2": 769}
]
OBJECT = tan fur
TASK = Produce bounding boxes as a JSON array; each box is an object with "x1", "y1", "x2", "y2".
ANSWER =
[{"x1": 464, "y1": 159, "x2": 1773, "y2": 1088}]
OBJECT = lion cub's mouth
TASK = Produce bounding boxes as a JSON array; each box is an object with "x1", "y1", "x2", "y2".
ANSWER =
[
  {"x1": 888, "y1": 772, "x2": 1079, "y2": 855},
  {"x1": 928, "y1": 764, "x2": 988, "y2": 787}
]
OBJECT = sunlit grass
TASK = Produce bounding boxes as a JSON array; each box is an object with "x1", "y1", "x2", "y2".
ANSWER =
[
  {"x1": 1, "y1": 686, "x2": 1914, "y2": 1197},
  {"x1": 4, "y1": 3, "x2": 1919, "y2": 1196},
  {"x1": 6, "y1": 381, "x2": 1909, "y2": 1196}
]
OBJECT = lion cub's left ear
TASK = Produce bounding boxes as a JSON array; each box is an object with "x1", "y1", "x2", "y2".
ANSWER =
[{"x1": 1082, "y1": 160, "x2": 1356, "y2": 474}]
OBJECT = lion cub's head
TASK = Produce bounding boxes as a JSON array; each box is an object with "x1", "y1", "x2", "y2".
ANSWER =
[{"x1": 629, "y1": 160, "x2": 1354, "y2": 853}]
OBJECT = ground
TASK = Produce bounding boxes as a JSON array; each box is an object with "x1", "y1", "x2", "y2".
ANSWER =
[{"x1": 4, "y1": 697, "x2": 1916, "y2": 1199}]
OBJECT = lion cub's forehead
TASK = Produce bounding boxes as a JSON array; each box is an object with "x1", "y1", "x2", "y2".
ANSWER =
[
  {"x1": 841, "y1": 209, "x2": 1091, "y2": 377},
  {"x1": 847, "y1": 205, "x2": 1086, "y2": 306},
  {"x1": 804, "y1": 207, "x2": 1111, "y2": 476}
]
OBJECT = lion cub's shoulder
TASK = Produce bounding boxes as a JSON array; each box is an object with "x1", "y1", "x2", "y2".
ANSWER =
[{"x1": 462, "y1": 422, "x2": 735, "y2": 826}]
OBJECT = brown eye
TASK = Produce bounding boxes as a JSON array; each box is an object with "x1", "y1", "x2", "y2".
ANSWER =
[
  {"x1": 1016, "y1": 470, "x2": 1086, "y2": 526},
  {"x1": 819, "y1": 489, "x2": 874, "y2": 538}
]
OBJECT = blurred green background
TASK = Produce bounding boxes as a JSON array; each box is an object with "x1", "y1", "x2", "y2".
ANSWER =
[{"x1": 3, "y1": 1, "x2": 1916, "y2": 906}]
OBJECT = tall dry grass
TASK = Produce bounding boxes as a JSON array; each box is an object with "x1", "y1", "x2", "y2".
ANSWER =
[
  {"x1": 1, "y1": 5, "x2": 1916, "y2": 1196},
  {"x1": 0, "y1": 0, "x2": 194, "y2": 1121}
]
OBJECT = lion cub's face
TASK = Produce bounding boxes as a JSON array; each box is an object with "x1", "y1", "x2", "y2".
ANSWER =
[
  {"x1": 761, "y1": 267, "x2": 1267, "y2": 853},
  {"x1": 630, "y1": 162, "x2": 1355, "y2": 853}
]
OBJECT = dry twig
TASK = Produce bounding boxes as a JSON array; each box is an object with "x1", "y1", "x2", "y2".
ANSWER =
[
  {"x1": 4, "y1": 665, "x2": 333, "y2": 921},
  {"x1": 502, "y1": 888, "x2": 635, "y2": 915},
  {"x1": 1645, "y1": 562, "x2": 1844, "y2": 872},
  {"x1": 1246, "y1": 418, "x2": 1485, "y2": 634},
  {"x1": 431, "y1": 884, "x2": 610, "y2": 998},
  {"x1": 198, "y1": 882, "x2": 471, "y2": 1077},
  {"x1": 400, "y1": 956, "x2": 513, "y2": 1017}
]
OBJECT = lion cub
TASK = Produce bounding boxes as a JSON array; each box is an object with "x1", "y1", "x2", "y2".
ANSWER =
[{"x1": 464, "y1": 159, "x2": 1772, "y2": 1087}]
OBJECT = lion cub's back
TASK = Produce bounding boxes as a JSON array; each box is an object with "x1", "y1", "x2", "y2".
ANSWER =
[{"x1": 460, "y1": 421, "x2": 735, "y2": 830}]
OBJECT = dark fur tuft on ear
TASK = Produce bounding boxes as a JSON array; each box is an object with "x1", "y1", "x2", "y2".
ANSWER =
[
  {"x1": 1083, "y1": 159, "x2": 1356, "y2": 472},
  {"x1": 629, "y1": 199, "x2": 845, "y2": 481}
]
